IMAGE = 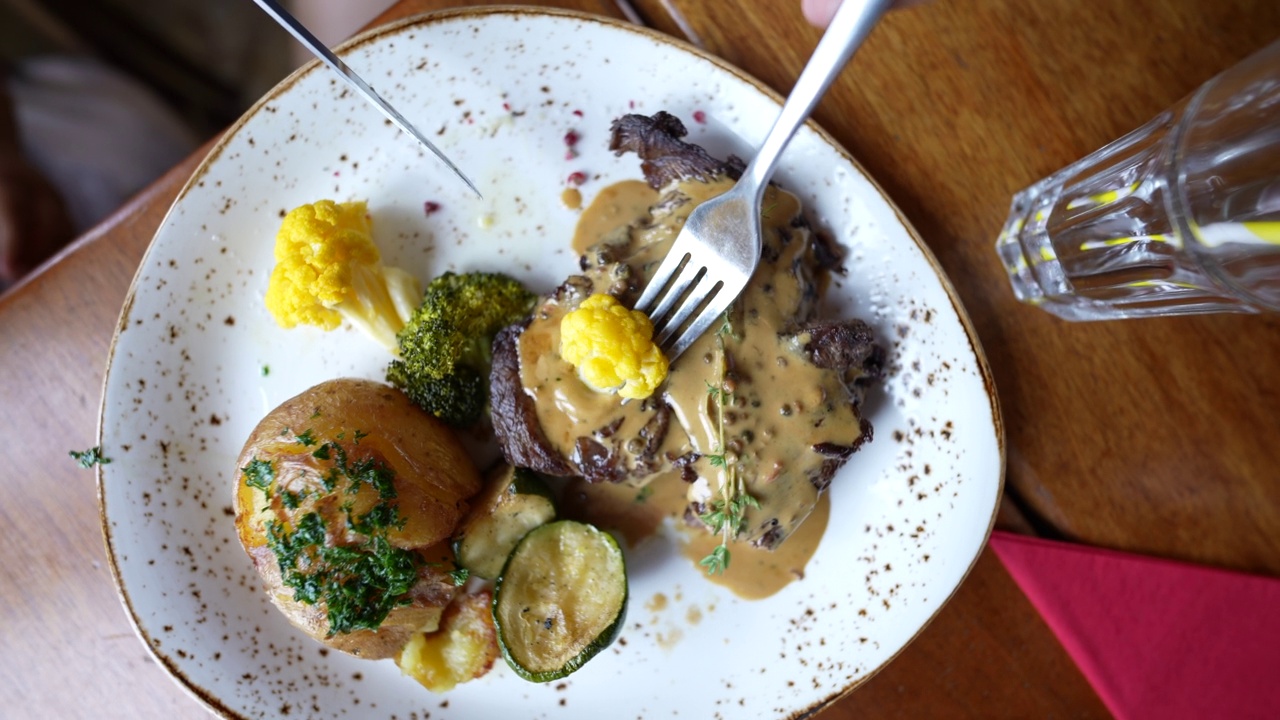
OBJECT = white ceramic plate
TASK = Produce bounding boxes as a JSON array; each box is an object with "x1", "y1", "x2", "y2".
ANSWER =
[{"x1": 98, "y1": 8, "x2": 1003, "y2": 719}]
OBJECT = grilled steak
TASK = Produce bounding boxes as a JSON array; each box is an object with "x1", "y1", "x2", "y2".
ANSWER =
[{"x1": 490, "y1": 112, "x2": 882, "y2": 549}]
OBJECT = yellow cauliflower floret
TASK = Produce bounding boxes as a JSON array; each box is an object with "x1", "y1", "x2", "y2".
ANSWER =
[
  {"x1": 264, "y1": 199, "x2": 421, "y2": 353},
  {"x1": 559, "y1": 294, "x2": 668, "y2": 400}
]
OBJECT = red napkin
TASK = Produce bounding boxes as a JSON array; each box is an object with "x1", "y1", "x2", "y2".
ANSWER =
[{"x1": 988, "y1": 530, "x2": 1280, "y2": 720}]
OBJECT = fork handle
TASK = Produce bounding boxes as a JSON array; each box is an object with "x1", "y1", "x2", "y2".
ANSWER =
[{"x1": 741, "y1": 0, "x2": 893, "y2": 197}]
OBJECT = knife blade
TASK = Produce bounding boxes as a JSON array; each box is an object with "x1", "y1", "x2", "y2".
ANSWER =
[{"x1": 252, "y1": 0, "x2": 482, "y2": 198}]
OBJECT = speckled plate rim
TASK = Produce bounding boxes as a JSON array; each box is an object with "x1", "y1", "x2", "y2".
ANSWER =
[{"x1": 95, "y1": 6, "x2": 1006, "y2": 718}]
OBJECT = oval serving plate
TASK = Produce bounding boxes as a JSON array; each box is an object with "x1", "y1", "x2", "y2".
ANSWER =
[{"x1": 98, "y1": 7, "x2": 1003, "y2": 719}]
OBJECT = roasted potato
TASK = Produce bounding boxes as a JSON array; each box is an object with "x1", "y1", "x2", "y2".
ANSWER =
[
  {"x1": 398, "y1": 590, "x2": 500, "y2": 692},
  {"x1": 233, "y1": 378, "x2": 482, "y2": 659}
]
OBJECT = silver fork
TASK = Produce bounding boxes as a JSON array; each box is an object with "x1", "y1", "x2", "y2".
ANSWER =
[{"x1": 635, "y1": 0, "x2": 892, "y2": 361}]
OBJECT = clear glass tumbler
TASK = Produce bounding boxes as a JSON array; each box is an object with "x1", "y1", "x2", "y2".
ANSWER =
[{"x1": 997, "y1": 39, "x2": 1280, "y2": 321}]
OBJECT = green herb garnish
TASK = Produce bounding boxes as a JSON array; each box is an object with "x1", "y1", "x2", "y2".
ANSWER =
[
  {"x1": 698, "y1": 321, "x2": 758, "y2": 576},
  {"x1": 343, "y1": 456, "x2": 396, "y2": 499},
  {"x1": 267, "y1": 515, "x2": 421, "y2": 634},
  {"x1": 242, "y1": 458, "x2": 275, "y2": 492},
  {"x1": 280, "y1": 489, "x2": 306, "y2": 510},
  {"x1": 699, "y1": 544, "x2": 732, "y2": 575},
  {"x1": 253, "y1": 428, "x2": 425, "y2": 636},
  {"x1": 449, "y1": 566, "x2": 470, "y2": 586},
  {"x1": 346, "y1": 502, "x2": 404, "y2": 535},
  {"x1": 70, "y1": 446, "x2": 111, "y2": 469}
]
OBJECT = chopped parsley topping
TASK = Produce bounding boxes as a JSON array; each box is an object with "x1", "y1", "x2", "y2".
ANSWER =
[
  {"x1": 266, "y1": 516, "x2": 421, "y2": 635},
  {"x1": 346, "y1": 502, "x2": 404, "y2": 535},
  {"x1": 242, "y1": 459, "x2": 275, "y2": 492},
  {"x1": 321, "y1": 467, "x2": 340, "y2": 492},
  {"x1": 280, "y1": 489, "x2": 306, "y2": 510},
  {"x1": 246, "y1": 428, "x2": 425, "y2": 636},
  {"x1": 449, "y1": 566, "x2": 470, "y2": 586},
  {"x1": 347, "y1": 459, "x2": 395, "y2": 498},
  {"x1": 70, "y1": 446, "x2": 112, "y2": 468}
]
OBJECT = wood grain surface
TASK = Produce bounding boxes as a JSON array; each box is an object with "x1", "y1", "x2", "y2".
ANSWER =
[{"x1": 2, "y1": 0, "x2": 1278, "y2": 718}]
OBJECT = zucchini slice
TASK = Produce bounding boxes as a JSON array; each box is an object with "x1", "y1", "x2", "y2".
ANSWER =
[
  {"x1": 452, "y1": 464, "x2": 557, "y2": 579},
  {"x1": 493, "y1": 520, "x2": 627, "y2": 682}
]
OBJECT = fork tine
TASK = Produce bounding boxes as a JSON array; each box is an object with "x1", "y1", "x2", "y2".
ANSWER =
[
  {"x1": 649, "y1": 264, "x2": 706, "y2": 332},
  {"x1": 665, "y1": 294, "x2": 732, "y2": 361},
  {"x1": 654, "y1": 274, "x2": 721, "y2": 348},
  {"x1": 663, "y1": 255, "x2": 755, "y2": 360},
  {"x1": 634, "y1": 249, "x2": 688, "y2": 314}
]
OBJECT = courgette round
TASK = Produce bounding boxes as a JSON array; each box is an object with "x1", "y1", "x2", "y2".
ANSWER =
[
  {"x1": 452, "y1": 464, "x2": 557, "y2": 579},
  {"x1": 493, "y1": 520, "x2": 627, "y2": 682}
]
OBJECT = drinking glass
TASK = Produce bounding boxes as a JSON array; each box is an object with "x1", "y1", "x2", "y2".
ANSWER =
[{"x1": 997, "y1": 39, "x2": 1280, "y2": 320}]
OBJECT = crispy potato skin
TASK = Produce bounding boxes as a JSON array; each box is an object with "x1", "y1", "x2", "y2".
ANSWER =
[{"x1": 233, "y1": 378, "x2": 482, "y2": 659}]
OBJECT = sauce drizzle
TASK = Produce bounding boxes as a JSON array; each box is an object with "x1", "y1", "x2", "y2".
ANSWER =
[{"x1": 531, "y1": 177, "x2": 864, "y2": 598}]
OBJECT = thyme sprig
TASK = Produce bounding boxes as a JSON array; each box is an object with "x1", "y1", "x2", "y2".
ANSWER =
[{"x1": 698, "y1": 315, "x2": 759, "y2": 575}]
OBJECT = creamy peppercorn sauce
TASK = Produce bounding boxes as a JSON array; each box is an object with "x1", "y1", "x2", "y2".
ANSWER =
[{"x1": 517, "y1": 176, "x2": 867, "y2": 591}]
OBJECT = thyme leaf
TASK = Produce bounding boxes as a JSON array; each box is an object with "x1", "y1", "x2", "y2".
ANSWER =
[{"x1": 699, "y1": 544, "x2": 731, "y2": 575}]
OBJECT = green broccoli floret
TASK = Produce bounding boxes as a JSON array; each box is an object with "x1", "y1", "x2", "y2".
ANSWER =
[{"x1": 386, "y1": 271, "x2": 536, "y2": 427}]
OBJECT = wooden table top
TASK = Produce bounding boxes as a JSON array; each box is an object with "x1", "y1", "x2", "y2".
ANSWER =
[{"x1": 3, "y1": 0, "x2": 1278, "y2": 717}]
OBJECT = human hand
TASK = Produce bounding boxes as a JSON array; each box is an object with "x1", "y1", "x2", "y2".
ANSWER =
[
  {"x1": 0, "y1": 157, "x2": 74, "y2": 284},
  {"x1": 802, "y1": 0, "x2": 928, "y2": 28}
]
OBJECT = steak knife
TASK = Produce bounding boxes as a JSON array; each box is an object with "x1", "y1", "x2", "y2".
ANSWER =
[{"x1": 251, "y1": 0, "x2": 482, "y2": 198}]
